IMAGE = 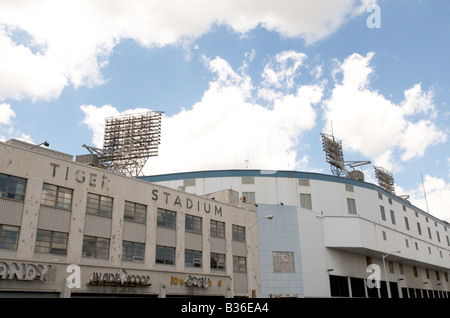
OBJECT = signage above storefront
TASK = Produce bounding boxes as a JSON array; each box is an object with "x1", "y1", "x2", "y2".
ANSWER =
[
  {"x1": 0, "y1": 261, "x2": 51, "y2": 281},
  {"x1": 171, "y1": 275, "x2": 222, "y2": 289},
  {"x1": 88, "y1": 268, "x2": 151, "y2": 287}
]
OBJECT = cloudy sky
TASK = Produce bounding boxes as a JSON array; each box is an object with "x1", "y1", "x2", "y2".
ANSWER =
[{"x1": 1, "y1": 0, "x2": 449, "y2": 222}]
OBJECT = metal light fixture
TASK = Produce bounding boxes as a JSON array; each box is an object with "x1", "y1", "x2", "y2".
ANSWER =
[{"x1": 31, "y1": 141, "x2": 49, "y2": 150}]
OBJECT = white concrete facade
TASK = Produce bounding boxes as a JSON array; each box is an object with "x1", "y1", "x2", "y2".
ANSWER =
[
  {"x1": 141, "y1": 170, "x2": 450, "y2": 298},
  {"x1": 0, "y1": 140, "x2": 259, "y2": 298}
]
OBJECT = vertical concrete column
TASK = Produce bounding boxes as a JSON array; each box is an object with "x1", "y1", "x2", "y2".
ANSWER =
[
  {"x1": 202, "y1": 217, "x2": 210, "y2": 273},
  {"x1": 145, "y1": 204, "x2": 157, "y2": 268},
  {"x1": 176, "y1": 211, "x2": 185, "y2": 272},
  {"x1": 67, "y1": 189, "x2": 87, "y2": 264},
  {"x1": 110, "y1": 195, "x2": 124, "y2": 266},
  {"x1": 17, "y1": 177, "x2": 42, "y2": 259},
  {"x1": 225, "y1": 222, "x2": 233, "y2": 277}
]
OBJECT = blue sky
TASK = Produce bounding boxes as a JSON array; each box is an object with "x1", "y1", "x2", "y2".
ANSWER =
[{"x1": 0, "y1": 0, "x2": 449, "y2": 221}]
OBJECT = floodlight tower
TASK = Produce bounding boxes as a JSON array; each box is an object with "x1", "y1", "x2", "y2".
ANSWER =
[
  {"x1": 82, "y1": 111, "x2": 163, "y2": 177},
  {"x1": 374, "y1": 166, "x2": 396, "y2": 195},
  {"x1": 321, "y1": 133, "x2": 346, "y2": 177},
  {"x1": 320, "y1": 132, "x2": 371, "y2": 181}
]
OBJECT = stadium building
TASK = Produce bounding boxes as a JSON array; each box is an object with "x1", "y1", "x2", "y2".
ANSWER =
[
  {"x1": 140, "y1": 169, "x2": 450, "y2": 298},
  {"x1": 0, "y1": 139, "x2": 260, "y2": 298}
]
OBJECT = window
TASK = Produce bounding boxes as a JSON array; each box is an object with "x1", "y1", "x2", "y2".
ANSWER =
[
  {"x1": 0, "y1": 173, "x2": 26, "y2": 201},
  {"x1": 0, "y1": 225, "x2": 19, "y2": 250},
  {"x1": 382, "y1": 231, "x2": 387, "y2": 241},
  {"x1": 350, "y1": 277, "x2": 366, "y2": 298},
  {"x1": 329, "y1": 275, "x2": 349, "y2": 297},
  {"x1": 242, "y1": 192, "x2": 255, "y2": 203},
  {"x1": 417, "y1": 222, "x2": 422, "y2": 235},
  {"x1": 210, "y1": 252, "x2": 225, "y2": 270},
  {"x1": 156, "y1": 245, "x2": 175, "y2": 265},
  {"x1": 404, "y1": 217, "x2": 410, "y2": 230},
  {"x1": 345, "y1": 184, "x2": 354, "y2": 192},
  {"x1": 347, "y1": 198, "x2": 357, "y2": 215},
  {"x1": 185, "y1": 249, "x2": 202, "y2": 267},
  {"x1": 233, "y1": 256, "x2": 246, "y2": 272},
  {"x1": 380, "y1": 206, "x2": 386, "y2": 221},
  {"x1": 35, "y1": 229, "x2": 68, "y2": 255},
  {"x1": 300, "y1": 193, "x2": 312, "y2": 210},
  {"x1": 241, "y1": 176, "x2": 254, "y2": 184},
  {"x1": 82, "y1": 236, "x2": 110, "y2": 259},
  {"x1": 413, "y1": 266, "x2": 418, "y2": 277},
  {"x1": 399, "y1": 263, "x2": 404, "y2": 275},
  {"x1": 157, "y1": 208, "x2": 176, "y2": 229},
  {"x1": 41, "y1": 183, "x2": 73, "y2": 210},
  {"x1": 388, "y1": 261, "x2": 394, "y2": 274},
  {"x1": 390, "y1": 210, "x2": 396, "y2": 225},
  {"x1": 124, "y1": 201, "x2": 146, "y2": 224},
  {"x1": 378, "y1": 193, "x2": 383, "y2": 200},
  {"x1": 388, "y1": 198, "x2": 392, "y2": 205},
  {"x1": 298, "y1": 179, "x2": 310, "y2": 186},
  {"x1": 86, "y1": 193, "x2": 113, "y2": 218},
  {"x1": 232, "y1": 224, "x2": 245, "y2": 242},
  {"x1": 427, "y1": 227, "x2": 432, "y2": 240},
  {"x1": 185, "y1": 214, "x2": 202, "y2": 234},
  {"x1": 210, "y1": 220, "x2": 225, "y2": 238},
  {"x1": 183, "y1": 179, "x2": 196, "y2": 187},
  {"x1": 436, "y1": 231, "x2": 440, "y2": 243},
  {"x1": 122, "y1": 241, "x2": 144, "y2": 262},
  {"x1": 405, "y1": 239, "x2": 409, "y2": 247}
]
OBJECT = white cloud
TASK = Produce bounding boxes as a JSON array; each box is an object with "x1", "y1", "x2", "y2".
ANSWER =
[
  {"x1": 322, "y1": 52, "x2": 447, "y2": 171},
  {"x1": 81, "y1": 52, "x2": 322, "y2": 174},
  {"x1": 0, "y1": 0, "x2": 373, "y2": 101},
  {"x1": 397, "y1": 175, "x2": 450, "y2": 223},
  {"x1": 261, "y1": 51, "x2": 307, "y2": 90},
  {"x1": 0, "y1": 102, "x2": 34, "y2": 143},
  {"x1": 0, "y1": 103, "x2": 15, "y2": 125},
  {"x1": 401, "y1": 83, "x2": 436, "y2": 116}
]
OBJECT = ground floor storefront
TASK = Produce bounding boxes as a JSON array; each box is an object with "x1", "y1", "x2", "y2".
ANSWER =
[{"x1": 0, "y1": 259, "x2": 232, "y2": 298}]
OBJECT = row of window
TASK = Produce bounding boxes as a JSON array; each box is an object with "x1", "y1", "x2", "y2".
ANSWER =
[
  {"x1": 299, "y1": 184, "x2": 449, "y2": 248},
  {"x1": 0, "y1": 174, "x2": 247, "y2": 242},
  {"x1": 381, "y1": 228, "x2": 449, "y2": 259},
  {"x1": 40, "y1": 186, "x2": 246, "y2": 241},
  {"x1": 380, "y1": 204, "x2": 450, "y2": 246},
  {"x1": 329, "y1": 275, "x2": 449, "y2": 298},
  {"x1": 0, "y1": 224, "x2": 246, "y2": 272},
  {"x1": 367, "y1": 256, "x2": 449, "y2": 283},
  {"x1": 157, "y1": 208, "x2": 246, "y2": 241}
]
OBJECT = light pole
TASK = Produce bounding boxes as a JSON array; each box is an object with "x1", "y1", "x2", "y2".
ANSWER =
[
  {"x1": 382, "y1": 250, "x2": 401, "y2": 298},
  {"x1": 247, "y1": 215, "x2": 273, "y2": 298}
]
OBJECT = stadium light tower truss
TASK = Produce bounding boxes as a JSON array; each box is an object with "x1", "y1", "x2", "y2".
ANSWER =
[
  {"x1": 320, "y1": 133, "x2": 371, "y2": 180},
  {"x1": 374, "y1": 166, "x2": 396, "y2": 195},
  {"x1": 83, "y1": 111, "x2": 163, "y2": 177}
]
